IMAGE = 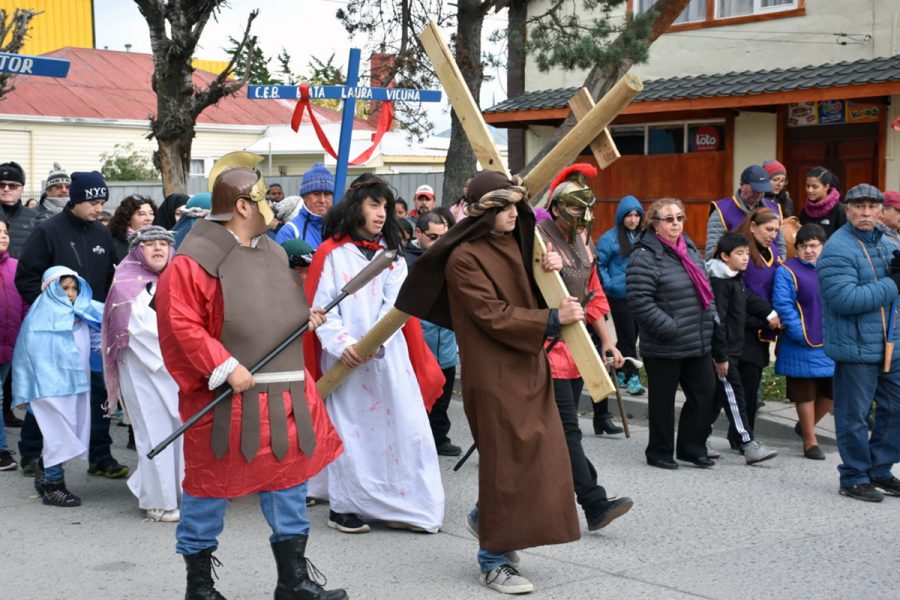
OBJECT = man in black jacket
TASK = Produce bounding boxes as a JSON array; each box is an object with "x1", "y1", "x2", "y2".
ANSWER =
[
  {"x1": 0, "y1": 161, "x2": 38, "y2": 258},
  {"x1": 15, "y1": 171, "x2": 127, "y2": 479}
]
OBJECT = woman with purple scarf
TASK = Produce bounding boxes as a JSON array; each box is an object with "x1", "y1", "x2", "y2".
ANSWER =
[
  {"x1": 799, "y1": 167, "x2": 847, "y2": 238},
  {"x1": 626, "y1": 198, "x2": 717, "y2": 470},
  {"x1": 102, "y1": 225, "x2": 183, "y2": 522}
]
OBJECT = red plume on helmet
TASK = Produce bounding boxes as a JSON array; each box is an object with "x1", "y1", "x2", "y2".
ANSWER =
[{"x1": 548, "y1": 163, "x2": 598, "y2": 198}]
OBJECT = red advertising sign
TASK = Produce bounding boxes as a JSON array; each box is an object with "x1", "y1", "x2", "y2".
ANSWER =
[{"x1": 694, "y1": 125, "x2": 720, "y2": 151}]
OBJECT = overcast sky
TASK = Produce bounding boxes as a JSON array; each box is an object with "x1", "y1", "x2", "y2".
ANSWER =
[{"x1": 93, "y1": 0, "x2": 509, "y2": 132}]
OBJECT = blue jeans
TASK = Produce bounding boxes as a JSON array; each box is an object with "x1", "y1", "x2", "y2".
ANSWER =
[
  {"x1": 18, "y1": 370, "x2": 113, "y2": 464},
  {"x1": 44, "y1": 463, "x2": 64, "y2": 482},
  {"x1": 0, "y1": 363, "x2": 9, "y2": 451},
  {"x1": 833, "y1": 360, "x2": 900, "y2": 486},
  {"x1": 176, "y1": 483, "x2": 311, "y2": 555},
  {"x1": 469, "y1": 507, "x2": 516, "y2": 573}
]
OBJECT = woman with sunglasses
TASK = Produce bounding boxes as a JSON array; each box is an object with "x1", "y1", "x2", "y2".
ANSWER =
[
  {"x1": 627, "y1": 198, "x2": 717, "y2": 469},
  {"x1": 107, "y1": 195, "x2": 157, "y2": 263}
]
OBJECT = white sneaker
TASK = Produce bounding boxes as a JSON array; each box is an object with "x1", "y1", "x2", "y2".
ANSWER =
[
  {"x1": 480, "y1": 565, "x2": 534, "y2": 595},
  {"x1": 742, "y1": 440, "x2": 778, "y2": 465},
  {"x1": 145, "y1": 508, "x2": 180, "y2": 522}
]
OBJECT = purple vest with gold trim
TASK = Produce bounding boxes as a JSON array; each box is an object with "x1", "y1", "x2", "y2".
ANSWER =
[
  {"x1": 781, "y1": 257, "x2": 824, "y2": 347},
  {"x1": 713, "y1": 196, "x2": 783, "y2": 236},
  {"x1": 744, "y1": 245, "x2": 781, "y2": 343}
]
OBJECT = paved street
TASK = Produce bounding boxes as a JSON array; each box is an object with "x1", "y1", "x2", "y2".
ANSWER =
[{"x1": 1, "y1": 397, "x2": 896, "y2": 600}]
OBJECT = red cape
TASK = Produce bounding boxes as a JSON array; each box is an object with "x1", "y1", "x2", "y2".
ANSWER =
[{"x1": 303, "y1": 236, "x2": 443, "y2": 412}]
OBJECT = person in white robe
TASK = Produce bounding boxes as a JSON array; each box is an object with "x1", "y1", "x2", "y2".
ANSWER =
[
  {"x1": 102, "y1": 226, "x2": 183, "y2": 522},
  {"x1": 305, "y1": 174, "x2": 445, "y2": 534},
  {"x1": 13, "y1": 266, "x2": 104, "y2": 507}
]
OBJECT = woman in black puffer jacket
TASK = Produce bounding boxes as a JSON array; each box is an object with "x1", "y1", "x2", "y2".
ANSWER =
[{"x1": 626, "y1": 198, "x2": 717, "y2": 470}]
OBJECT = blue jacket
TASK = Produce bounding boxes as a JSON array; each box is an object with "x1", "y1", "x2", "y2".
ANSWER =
[
  {"x1": 275, "y1": 208, "x2": 324, "y2": 249},
  {"x1": 596, "y1": 195, "x2": 643, "y2": 300},
  {"x1": 422, "y1": 320, "x2": 457, "y2": 369},
  {"x1": 771, "y1": 262, "x2": 834, "y2": 378},
  {"x1": 817, "y1": 224, "x2": 899, "y2": 364}
]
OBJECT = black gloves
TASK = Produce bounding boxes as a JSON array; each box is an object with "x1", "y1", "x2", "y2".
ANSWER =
[{"x1": 890, "y1": 250, "x2": 900, "y2": 290}]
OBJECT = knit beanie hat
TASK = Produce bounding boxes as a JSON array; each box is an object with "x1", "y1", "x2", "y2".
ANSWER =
[
  {"x1": 0, "y1": 161, "x2": 25, "y2": 185},
  {"x1": 69, "y1": 171, "x2": 109, "y2": 206},
  {"x1": 274, "y1": 195, "x2": 302, "y2": 222},
  {"x1": 762, "y1": 160, "x2": 787, "y2": 178},
  {"x1": 186, "y1": 192, "x2": 211, "y2": 210},
  {"x1": 300, "y1": 163, "x2": 334, "y2": 197},
  {"x1": 46, "y1": 162, "x2": 70, "y2": 189}
]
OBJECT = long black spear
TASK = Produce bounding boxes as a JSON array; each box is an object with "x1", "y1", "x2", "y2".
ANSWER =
[{"x1": 147, "y1": 249, "x2": 397, "y2": 460}]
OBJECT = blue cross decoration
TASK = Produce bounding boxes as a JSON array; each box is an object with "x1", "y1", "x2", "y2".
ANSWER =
[
  {"x1": 248, "y1": 48, "x2": 441, "y2": 197},
  {"x1": 0, "y1": 52, "x2": 70, "y2": 78}
]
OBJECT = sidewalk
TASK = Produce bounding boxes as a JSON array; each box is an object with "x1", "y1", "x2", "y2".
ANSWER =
[{"x1": 1, "y1": 397, "x2": 892, "y2": 599}]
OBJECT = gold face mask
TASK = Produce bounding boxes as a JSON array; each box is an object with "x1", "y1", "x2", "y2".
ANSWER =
[
  {"x1": 247, "y1": 174, "x2": 274, "y2": 226},
  {"x1": 555, "y1": 183, "x2": 595, "y2": 244}
]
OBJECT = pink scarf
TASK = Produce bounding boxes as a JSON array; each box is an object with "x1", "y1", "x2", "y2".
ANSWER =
[
  {"x1": 656, "y1": 234, "x2": 714, "y2": 310},
  {"x1": 804, "y1": 187, "x2": 840, "y2": 219}
]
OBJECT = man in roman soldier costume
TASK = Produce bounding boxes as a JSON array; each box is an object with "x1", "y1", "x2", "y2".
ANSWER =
[
  {"x1": 155, "y1": 152, "x2": 346, "y2": 600},
  {"x1": 396, "y1": 170, "x2": 582, "y2": 595},
  {"x1": 536, "y1": 164, "x2": 633, "y2": 532}
]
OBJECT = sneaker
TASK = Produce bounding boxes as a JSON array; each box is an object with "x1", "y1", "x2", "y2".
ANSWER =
[
  {"x1": 21, "y1": 456, "x2": 38, "y2": 477},
  {"x1": 327, "y1": 511, "x2": 370, "y2": 533},
  {"x1": 33, "y1": 459, "x2": 45, "y2": 497},
  {"x1": 616, "y1": 372, "x2": 625, "y2": 387},
  {"x1": 145, "y1": 508, "x2": 181, "y2": 522},
  {"x1": 587, "y1": 497, "x2": 633, "y2": 531},
  {"x1": 625, "y1": 374, "x2": 645, "y2": 395},
  {"x1": 466, "y1": 512, "x2": 521, "y2": 567},
  {"x1": 0, "y1": 450, "x2": 18, "y2": 471},
  {"x1": 87, "y1": 457, "x2": 129, "y2": 479},
  {"x1": 839, "y1": 483, "x2": 884, "y2": 503},
  {"x1": 871, "y1": 476, "x2": 900, "y2": 497},
  {"x1": 436, "y1": 441, "x2": 463, "y2": 457},
  {"x1": 480, "y1": 565, "x2": 534, "y2": 595},
  {"x1": 42, "y1": 479, "x2": 81, "y2": 507},
  {"x1": 742, "y1": 440, "x2": 778, "y2": 465}
]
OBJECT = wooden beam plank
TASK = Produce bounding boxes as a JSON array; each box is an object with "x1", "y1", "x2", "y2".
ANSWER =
[
  {"x1": 568, "y1": 87, "x2": 621, "y2": 170},
  {"x1": 419, "y1": 22, "x2": 509, "y2": 176},
  {"x1": 523, "y1": 72, "x2": 643, "y2": 194},
  {"x1": 532, "y1": 233, "x2": 615, "y2": 401}
]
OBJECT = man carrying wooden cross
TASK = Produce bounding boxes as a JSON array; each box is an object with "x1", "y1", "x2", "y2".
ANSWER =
[{"x1": 396, "y1": 170, "x2": 583, "y2": 594}]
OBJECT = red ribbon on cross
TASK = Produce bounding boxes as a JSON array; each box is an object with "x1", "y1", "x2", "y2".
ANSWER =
[
  {"x1": 290, "y1": 83, "x2": 394, "y2": 166},
  {"x1": 893, "y1": 116, "x2": 900, "y2": 132}
]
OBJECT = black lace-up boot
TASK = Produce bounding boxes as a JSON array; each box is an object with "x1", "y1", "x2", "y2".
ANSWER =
[
  {"x1": 271, "y1": 535, "x2": 348, "y2": 600},
  {"x1": 184, "y1": 548, "x2": 226, "y2": 600}
]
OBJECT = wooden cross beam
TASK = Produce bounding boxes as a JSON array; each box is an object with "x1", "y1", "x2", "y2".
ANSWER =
[
  {"x1": 317, "y1": 22, "x2": 643, "y2": 403},
  {"x1": 568, "y1": 88, "x2": 621, "y2": 170}
]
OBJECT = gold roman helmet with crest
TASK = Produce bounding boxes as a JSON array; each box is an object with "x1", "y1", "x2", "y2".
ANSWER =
[
  {"x1": 546, "y1": 163, "x2": 598, "y2": 244},
  {"x1": 207, "y1": 151, "x2": 274, "y2": 226}
]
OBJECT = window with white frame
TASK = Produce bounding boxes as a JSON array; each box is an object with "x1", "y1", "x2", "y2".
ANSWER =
[
  {"x1": 717, "y1": 0, "x2": 795, "y2": 18},
  {"x1": 189, "y1": 159, "x2": 205, "y2": 175},
  {"x1": 610, "y1": 120, "x2": 727, "y2": 155},
  {"x1": 636, "y1": 0, "x2": 706, "y2": 24}
]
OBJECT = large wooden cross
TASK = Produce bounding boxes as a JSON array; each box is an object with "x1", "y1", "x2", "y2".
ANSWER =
[{"x1": 317, "y1": 23, "x2": 643, "y2": 406}]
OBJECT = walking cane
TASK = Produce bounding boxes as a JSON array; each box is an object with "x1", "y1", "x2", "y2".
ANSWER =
[
  {"x1": 147, "y1": 249, "x2": 397, "y2": 460},
  {"x1": 884, "y1": 301, "x2": 896, "y2": 373},
  {"x1": 607, "y1": 357, "x2": 641, "y2": 439}
]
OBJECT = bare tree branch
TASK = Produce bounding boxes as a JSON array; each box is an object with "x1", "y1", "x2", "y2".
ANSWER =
[{"x1": 0, "y1": 8, "x2": 42, "y2": 100}]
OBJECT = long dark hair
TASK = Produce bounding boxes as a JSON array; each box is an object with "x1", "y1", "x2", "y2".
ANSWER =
[
  {"x1": 108, "y1": 195, "x2": 157, "y2": 241},
  {"x1": 616, "y1": 208, "x2": 643, "y2": 258},
  {"x1": 321, "y1": 174, "x2": 402, "y2": 250}
]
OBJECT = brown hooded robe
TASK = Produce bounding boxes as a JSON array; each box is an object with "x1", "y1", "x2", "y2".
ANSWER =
[{"x1": 396, "y1": 171, "x2": 579, "y2": 552}]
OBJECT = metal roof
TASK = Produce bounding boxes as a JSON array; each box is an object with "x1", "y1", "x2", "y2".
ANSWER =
[
  {"x1": 485, "y1": 54, "x2": 900, "y2": 114},
  {"x1": 0, "y1": 47, "x2": 372, "y2": 129}
]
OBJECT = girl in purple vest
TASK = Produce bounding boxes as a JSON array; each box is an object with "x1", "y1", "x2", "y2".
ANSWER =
[
  {"x1": 771, "y1": 224, "x2": 834, "y2": 460},
  {"x1": 799, "y1": 167, "x2": 846, "y2": 238},
  {"x1": 732, "y1": 207, "x2": 782, "y2": 449}
]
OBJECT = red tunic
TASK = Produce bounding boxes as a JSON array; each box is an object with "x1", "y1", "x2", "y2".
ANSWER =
[
  {"x1": 545, "y1": 268, "x2": 611, "y2": 379},
  {"x1": 156, "y1": 254, "x2": 342, "y2": 498}
]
